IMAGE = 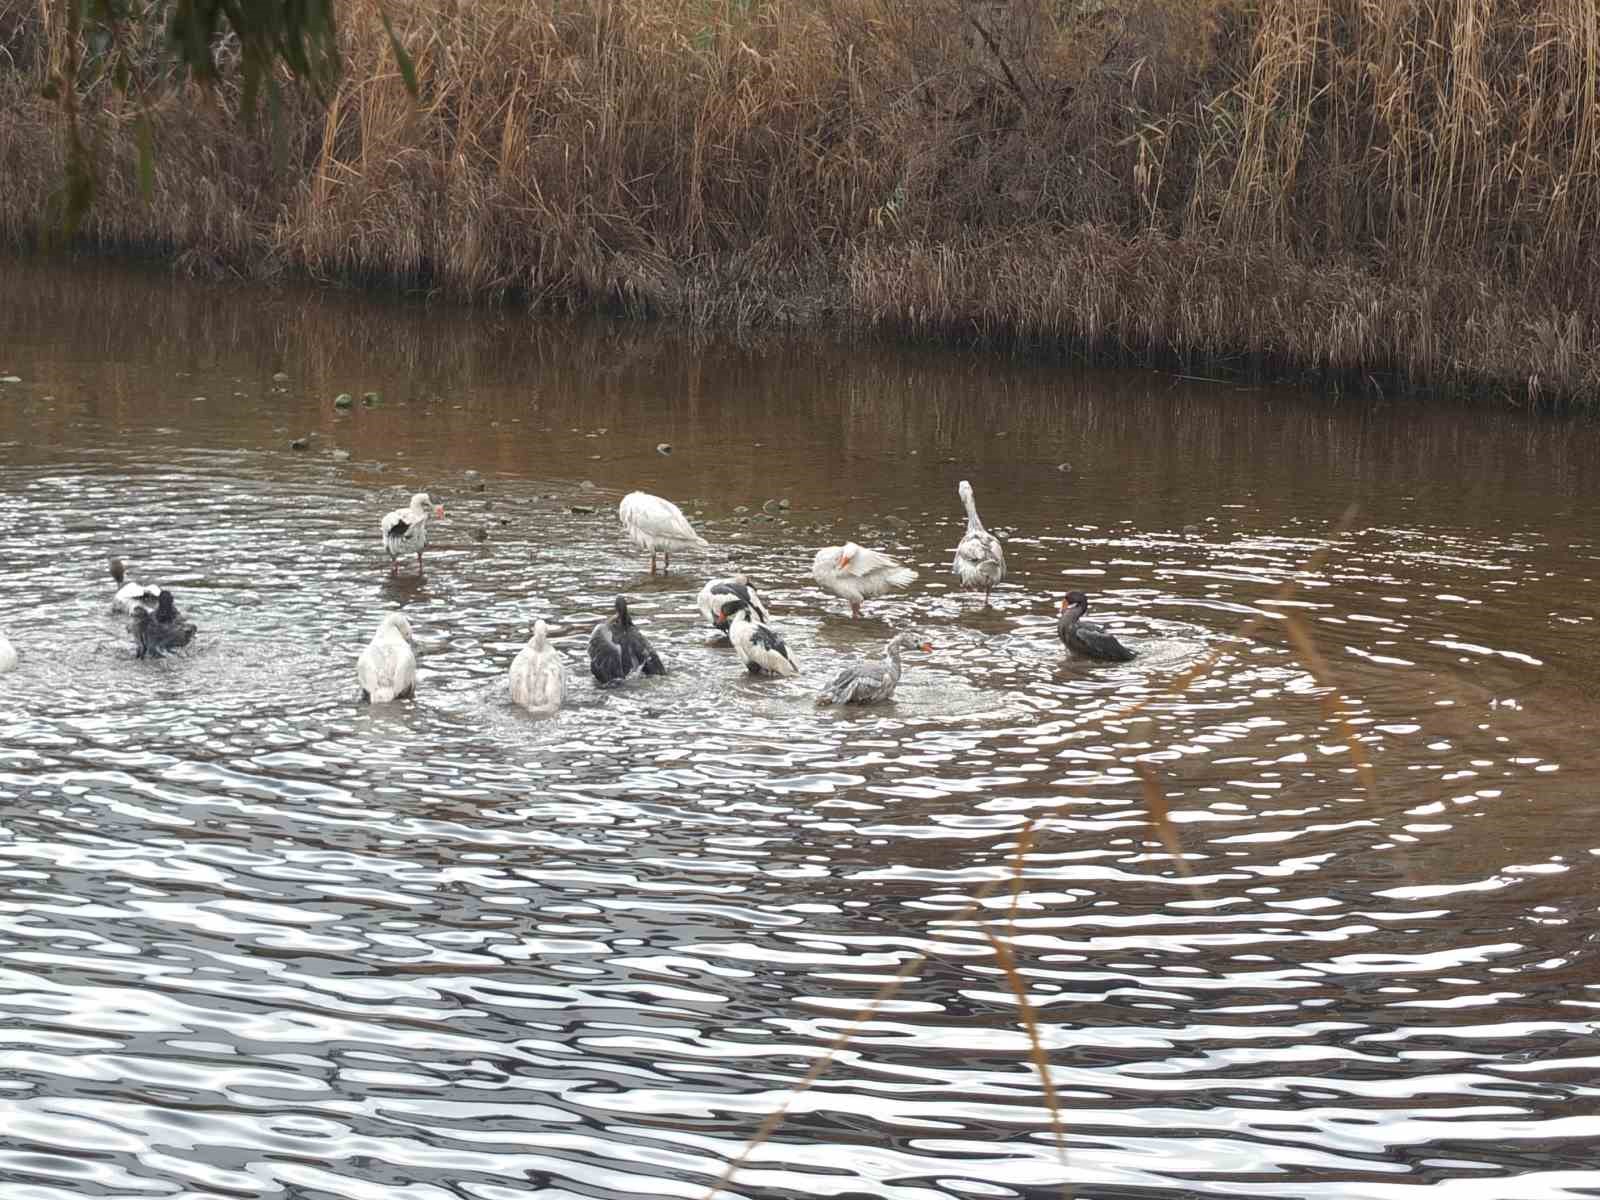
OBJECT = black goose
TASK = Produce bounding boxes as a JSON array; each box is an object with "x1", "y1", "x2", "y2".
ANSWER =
[
  {"x1": 588, "y1": 595, "x2": 666, "y2": 685},
  {"x1": 132, "y1": 590, "x2": 197, "y2": 659},
  {"x1": 1057, "y1": 590, "x2": 1134, "y2": 662}
]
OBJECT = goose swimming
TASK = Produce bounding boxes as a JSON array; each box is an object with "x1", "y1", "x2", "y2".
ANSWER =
[
  {"x1": 109, "y1": 558, "x2": 161, "y2": 614},
  {"x1": 509, "y1": 619, "x2": 567, "y2": 715},
  {"x1": 131, "y1": 590, "x2": 197, "y2": 659},
  {"x1": 697, "y1": 573, "x2": 770, "y2": 637},
  {"x1": 816, "y1": 631, "x2": 932, "y2": 705},
  {"x1": 1058, "y1": 590, "x2": 1134, "y2": 662},
  {"x1": 357, "y1": 613, "x2": 418, "y2": 701},
  {"x1": 381, "y1": 492, "x2": 445, "y2": 575},
  {"x1": 588, "y1": 595, "x2": 666, "y2": 685},
  {"x1": 952, "y1": 480, "x2": 1005, "y2": 605},
  {"x1": 726, "y1": 600, "x2": 798, "y2": 676},
  {"x1": 0, "y1": 632, "x2": 16, "y2": 674},
  {"x1": 811, "y1": 542, "x2": 917, "y2": 619},
  {"x1": 619, "y1": 491, "x2": 708, "y2": 574}
]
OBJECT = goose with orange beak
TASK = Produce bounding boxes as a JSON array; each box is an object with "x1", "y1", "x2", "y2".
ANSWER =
[
  {"x1": 811, "y1": 541, "x2": 917, "y2": 619},
  {"x1": 816, "y1": 631, "x2": 932, "y2": 705},
  {"x1": 1058, "y1": 590, "x2": 1135, "y2": 662}
]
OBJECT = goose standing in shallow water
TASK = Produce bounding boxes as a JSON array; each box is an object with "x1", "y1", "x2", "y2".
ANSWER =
[
  {"x1": 132, "y1": 590, "x2": 197, "y2": 659},
  {"x1": 381, "y1": 492, "x2": 445, "y2": 575},
  {"x1": 357, "y1": 613, "x2": 417, "y2": 701},
  {"x1": 726, "y1": 600, "x2": 798, "y2": 676},
  {"x1": 952, "y1": 480, "x2": 1005, "y2": 605},
  {"x1": 0, "y1": 633, "x2": 16, "y2": 674},
  {"x1": 1058, "y1": 590, "x2": 1134, "y2": 662},
  {"x1": 816, "y1": 631, "x2": 932, "y2": 705},
  {"x1": 697, "y1": 573, "x2": 770, "y2": 638},
  {"x1": 588, "y1": 595, "x2": 666, "y2": 685},
  {"x1": 812, "y1": 542, "x2": 917, "y2": 619},
  {"x1": 109, "y1": 558, "x2": 160, "y2": 614},
  {"x1": 509, "y1": 619, "x2": 567, "y2": 715},
  {"x1": 619, "y1": 491, "x2": 708, "y2": 574}
]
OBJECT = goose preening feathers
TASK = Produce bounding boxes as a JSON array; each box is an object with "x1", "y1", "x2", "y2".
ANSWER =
[
  {"x1": 588, "y1": 595, "x2": 666, "y2": 685},
  {"x1": 382, "y1": 492, "x2": 445, "y2": 575},
  {"x1": 1058, "y1": 591, "x2": 1134, "y2": 662},
  {"x1": 726, "y1": 601, "x2": 798, "y2": 676},
  {"x1": 0, "y1": 633, "x2": 16, "y2": 674},
  {"x1": 509, "y1": 619, "x2": 567, "y2": 715},
  {"x1": 132, "y1": 590, "x2": 197, "y2": 660},
  {"x1": 816, "y1": 631, "x2": 932, "y2": 705},
  {"x1": 619, "y1": 491, "x2": 708, "y2": 574},
  {"x1": 952, "y1": 480, "x2": 1005, "y2": 605},
  {"x1": 811, "y1": 542, "x2": 917, "y2": 619},
  {"x1": 697, "y1": 573, "x2": 770, "y2": 637},
  {"x1": 109, "y1": 558, "x2": 161, "y2": 614},
  {"x1": 357, "y1": 613, "x2": 418, "y2": 701}
]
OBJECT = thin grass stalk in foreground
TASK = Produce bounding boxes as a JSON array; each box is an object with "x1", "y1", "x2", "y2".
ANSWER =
[{"x1": 699, "y1": 503, "x2": 1385, "y2": 1199}]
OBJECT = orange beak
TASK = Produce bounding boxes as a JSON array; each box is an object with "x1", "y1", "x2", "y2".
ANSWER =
[
  {"x1": 920, "y1": 641, "x2": 933, "y2": 652},
  {"x1": 434, "y1": 504, "x2": 446, "y2": 518},
  {"x1": 1058, "y1": 597, "x2": 1068, "y2": 612},
  {"x1": 839, "y1": 552, "x2": 853, "y2": 568}
]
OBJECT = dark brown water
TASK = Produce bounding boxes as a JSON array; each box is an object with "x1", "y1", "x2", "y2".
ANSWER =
[{"x1": 1, "y1": 256, "x2": 1598, "y2": 1199}]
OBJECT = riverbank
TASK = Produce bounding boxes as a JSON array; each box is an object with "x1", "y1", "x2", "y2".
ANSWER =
[{"x1": 3, "y1": 0, "x2": 1597, "y2": 407}]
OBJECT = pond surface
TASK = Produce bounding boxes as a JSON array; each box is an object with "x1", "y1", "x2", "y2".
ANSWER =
[{"x1": 1, "y1": 256, "x2": 1598, "y2": 1200}]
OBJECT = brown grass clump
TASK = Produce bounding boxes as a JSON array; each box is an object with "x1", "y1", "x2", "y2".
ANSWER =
[{"x1": 2, "y1": 0, "x2": 1598, "y2": 405}]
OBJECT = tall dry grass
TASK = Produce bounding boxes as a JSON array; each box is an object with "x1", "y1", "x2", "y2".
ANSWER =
[{"x1": 1, "y1": 0, "x2": 1597, "y2": 403}]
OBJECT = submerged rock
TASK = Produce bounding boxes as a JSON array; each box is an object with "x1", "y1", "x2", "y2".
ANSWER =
[
  {"x1": 290, "y1": 437, "x2": 310, "y2": 451},
  {"x1": 656, "y1": 442, "x2": 672, "y2": 455},
  {"x1": 334, "y1": 393, "x2": 354, "y2": 409}
]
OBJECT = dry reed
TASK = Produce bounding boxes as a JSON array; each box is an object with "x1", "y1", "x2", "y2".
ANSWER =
[{"x1": 2, "y1": 0, "x2": 1597, "y2": 404}]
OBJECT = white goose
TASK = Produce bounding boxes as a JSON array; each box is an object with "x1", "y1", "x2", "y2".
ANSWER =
[
  {"x1": 619, "y1": 491, "x2": 708, "y2": 574},
  {"x1": 109, "y1": 558, "x2": 161, "y2": 614},
  {"x1": 509, "y1": 619, "x2": 567, "y2": 715},
  {"x1": 811, "y1": 542, "x2": 917, "y2": 619},
  {"x1": 0, "y1": 632, "x2": 16, "y2": 674},
  {"x1": 381, "y1": 492, "x2": 445, "y2": 575},
  {"x1": 952, "y1": 480, "x2": 1005, "y2": 605},
  {"x1": 357, "y1": 613, "x2": 417, "y2": 702}
]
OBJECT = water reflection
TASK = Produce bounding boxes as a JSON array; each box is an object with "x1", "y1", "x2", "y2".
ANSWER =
[{"x1": 0, "y1": 255, "x2": 1596, "y2": 1199}]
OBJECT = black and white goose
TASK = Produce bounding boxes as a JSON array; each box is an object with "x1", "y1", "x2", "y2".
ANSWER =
[
  {"x1": 588, "y1": 595, "x2": 666, "y2": 686},
  {"x1": 381, "y1": 492, "x2": 445, "y2": 575},
  {"x1": 131, "y1": 590, "x2": 197, "y2": 659},
  {"x1": 725, "y1": 600, "x2": 798, "y2": 676},
  {"x1": 697, "y1": 573, "x2": 770, "y2": 639},
  {"x1": 109, "y1": 558, "x2": 161, "y2": 614}
]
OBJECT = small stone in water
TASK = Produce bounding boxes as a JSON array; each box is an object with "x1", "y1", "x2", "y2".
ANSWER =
[
  {"x1": 272, "y1": 371, "x2": 289, "y2": 382},
  {"x1": 580, "y1": 480, "x2": 596, "y2": 490},
  {"x1": 290, "y1": 437, "x2": 310, "y2": 451},
  {"x1": 473, "y1": 526, "x2": 488, "y2": 541},
  {"x1": 657, "y1": 442, "x2": 672, "y2": 455},
  {"x1": 762, "y1": 499, "x2": 782, "y2": 514},
  {"x1": 362, "y1": 391, "x2": 380, "y2": 406},
  {"x1": 885, "y1": 515, "x2": 910, "y2": 529},
  {"x1": 1057, "y1": 462, "x2": 1071, "y2": 472},
  {"x1": 464, "y1": 469, "x2": 480, "y2": 479},
  {"x1": 334, "y1": 393, "x2": 353, "y2": 409},
  {"x1": 0, "y1": 375, "x2": 20, "y2": 384},
  {"x1": 1183, "y1": 523, "x2": 1201, "y2": 536},
  {"x1": 779, "y1": 498, "x2": 791, "y2": 509},
  {"x1": 330, "y1": 449, "x2": 351, "y2": 462},
  {"x1": 570, "y1": 504, "x2": 596, "y2": 514},
  {"x1": 734, "y1": 505, "x2": 750, "y2": 515},
  {"x1": 472, "y1": 482, "x2": 486, "y2": 492}
]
